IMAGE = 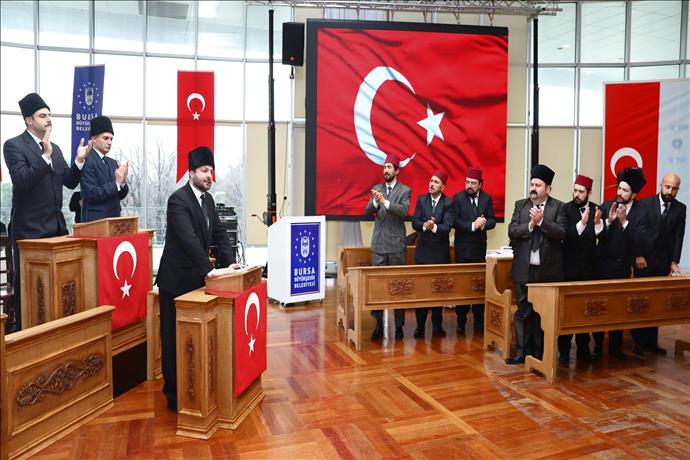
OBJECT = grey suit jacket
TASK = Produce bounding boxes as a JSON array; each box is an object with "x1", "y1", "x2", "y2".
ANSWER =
[
  {"x1": 508, "y1": 196, "x2": 566, "y2": 285},
  {"x1": 364, "y1": 181, "x2": 411, "y2": 254}
]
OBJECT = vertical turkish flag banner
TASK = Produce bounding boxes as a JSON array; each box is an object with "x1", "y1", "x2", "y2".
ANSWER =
[
  {"x1": 96, "y1": 233, "x2": 150, "y2": 330},
  {"x1": 177, "y1": 71, "x2": 214, "y2": 182},
  {"x1": 233, "y1": 281, "x2": 267, "y2": 396},
  {"x1": 604, "y1": 82, "x2": 660, "y2": 201},
  {"x1": 306, "y1": 21, "x2": 508, "y2": 218}
]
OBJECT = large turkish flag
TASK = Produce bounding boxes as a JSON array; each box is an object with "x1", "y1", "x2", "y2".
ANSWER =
[
  {"x1": 96, "y1": 233, "x2": 150, "y2": 330},
  {"x1": 233, "y1": 281, "x2": 267, "y2": 396},
  {"x1": 177, "y1": 71, "x2": 214, "y2": 182},
  {"x1": 306, "y1": 22, "x2": 508, "y2": 218}
]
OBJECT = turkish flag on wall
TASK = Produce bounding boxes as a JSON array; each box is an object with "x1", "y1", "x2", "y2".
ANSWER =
[
  {"x1": 177, "y1": 71, "x2": 214, "y2": 182},
  {"x1": 233, "y1": 281, "x2": 267, "y2": 396},
  {"x1": 96, "y1": 232, "x2": 150, "y2": 330},
  {"x1": 308, "y1": 24, "x2": 508, "y2": 218}
]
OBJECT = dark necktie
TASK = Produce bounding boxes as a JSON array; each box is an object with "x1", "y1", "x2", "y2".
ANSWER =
[
  {"x1": 431, "y1": 198, "x2": 437, "y2": 210},
  {"x1": 472, "y1": 197, "x2": 478, "y2": 217},
  {"x1": 530, "y1": 203, "x2": 543, "y2": 252},
  {"x1": 200, "y1": 193, "x2": 209, "y2": 229},
  {"x1": 579, "y1": 206, "x2": 586, "y2": 214},
  {"x1": 387, "y1": 185, "x2": 392, "y2": 197},
  {"x1": 662, "y1": 202, "x2": 669, "y2": 223}
]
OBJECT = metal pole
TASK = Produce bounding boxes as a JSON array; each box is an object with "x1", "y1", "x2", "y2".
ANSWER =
[
  {"x1": 267, "y1": 9, "x2": 277, "y2": 225},
  {"x1": 531, "y1": 16, "x2": 539, "y2": 167}
]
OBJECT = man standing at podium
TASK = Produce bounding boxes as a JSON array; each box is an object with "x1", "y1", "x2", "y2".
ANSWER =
[
  {"x1": 3, "y1": 93, "x2": 92, "y2": 332},
  {"x1": 80, "y1": 116, "x2": 129, "y2": 222},
  {"x1": 365, "y1": 154, "x2": 411, "y2": 341},
  {"x1": 156, "y1": 146, "x2": 234, "y2": 412}
]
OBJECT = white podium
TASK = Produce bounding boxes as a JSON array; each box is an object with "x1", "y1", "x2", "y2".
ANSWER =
[{"x1": 267, "y1": 216, "x2": 326, "y2": 305}]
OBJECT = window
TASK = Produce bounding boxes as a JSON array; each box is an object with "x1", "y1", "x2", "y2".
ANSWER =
[
  {"x1": 0, "y1": 0, "x2": 34, "y2": 45},
  {"x1": 630, "y1": 1, "x2": 682, "y2": 62},
  {"x1": 94, "y1": 54, "x2": 144, "y2": 117},
  {"x1": 38, "y1": 1, "x2": 90, "y2": 49},
  {"x1": 581, "y1": 2, "x2": 625, "y2": 63},
  {"x1": 95, "y1": 1, "x2": 144, "y2": 52},
  {"x1": 198, "y1": 2, "x2": 245, "y2": 59},
  {"x1": 537, "y1": 2, "x2": 576, "y2": 64},
  {"x1": 147, "y1": 0, "x2": 196, "y2": 55},
  {"x1": 579, "y1": 67, "x2": 624, "y2": 126},
  {"x1": 1, "y1": 46, "x2": 35, "y2": 112}
]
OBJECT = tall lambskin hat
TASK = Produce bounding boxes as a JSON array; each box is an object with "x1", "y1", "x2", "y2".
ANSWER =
[
  {"x1": 530, "y1": 164, "x2": 555, "y2": 185},
  {"x1": 616, "y1": 167, "x2": 646, "y2": 193},
  {"x1": 18, "y1": 93, "x2": 50, "y2": 118},
  {"x1": 90, "y1": 116, "x2": 114, "y2": 137},
  {"x1": 188, "y1": 146, "x2": 215, "y2": 170}
]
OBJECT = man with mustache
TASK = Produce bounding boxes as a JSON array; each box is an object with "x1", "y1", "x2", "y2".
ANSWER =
[
  {"x1": 412, "y1": 169, "x2": 455, "y2": 338},
  {"x1": 506, "y1": 164, "x2": 566, "y2": 364},
  {"x1": 3, "y1": 93, "x2": 92, "y2": 332},
  {"x1": 452, "y1": 166, "x2": 496, "y2": 335},
  {"x1": 156, "y1": 146, "x2": 237, "y2": 412},
  {"x1": 558, "y1": 174, "x2": 602, "y2": 363},
  {"x1": 365, "y1": 153, "x2": 411, "y2": 341},
  {"x1": 632, "y1": 173, "x2": 686, "y2": 355},
  {"x1": 595, "y1": 167, "x2": 650, "y2": 359}
]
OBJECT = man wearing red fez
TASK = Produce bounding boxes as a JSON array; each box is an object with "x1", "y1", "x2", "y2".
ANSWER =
[
  {"x1": 558, "y1": 174, "x2": 603, "y2": 363},
  {"x1": 596, "y1": 166, "x2": 651, "y2": 360},
  {"x1": 365, "y1": 153, "x2": 411, "y2": 340},
  {"x1": 506, "y1": 164, "x2": 566, "y2": 365},
  {"x1": 452, "y1": 166, "x2": 496, "y2": 335},
  {"x1": 411, "y1": 169, "x2": 455, "y2": 338}
]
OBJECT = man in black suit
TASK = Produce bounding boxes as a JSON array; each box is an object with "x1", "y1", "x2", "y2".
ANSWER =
[
  {"x1": 632, "y1": 173, "x2": 686, "y2": 355},
  {"x1": 3, "y1": 93, "x2": 91, "y2": 332},
  {"x1": 506, "y1": 164, "x2": 566, "y2": 364},
  {"x1": 452, "y1": 166, "x2": 496, "y2": 335},
  {"x1": 155, "y1": 146, "x2": 236, "y2": 412},
  {"x1": 595, "y1": 167, "x2": 650, "y2": 359},
  {"x1": 80, "y1": 116, "x2": 129, "y2": 222},
  {"x1": 412, "y1": 169, "x2": 455, "y2": 338},
  {"x1": 558, "y1": 174, "x2": 602, "y2": 363}
]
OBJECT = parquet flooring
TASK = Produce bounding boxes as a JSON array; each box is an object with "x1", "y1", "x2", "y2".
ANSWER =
[{"x1": 33, "y1": 279, "x2": 690, "y2": 459}]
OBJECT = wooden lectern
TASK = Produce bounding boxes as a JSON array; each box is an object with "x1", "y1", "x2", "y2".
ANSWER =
[{"x1": 174, "y1": 266, "x2": 265, "y2": 439}]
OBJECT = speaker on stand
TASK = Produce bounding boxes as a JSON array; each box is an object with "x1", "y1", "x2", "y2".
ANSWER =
[{"x1": 282, "y1": 22, "x2": 305, "y2": 67}]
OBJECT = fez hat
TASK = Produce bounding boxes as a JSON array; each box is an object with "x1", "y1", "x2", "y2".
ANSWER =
[
  {"x1": 432, "y1": 169, "x2": 448, "y2": 185},
  {"x1": 384, "y1": 154, "x2": 400, "y2": 168},
  {"x1": 574, "y1": 174, "x2": 593, "y2": 190},
  {"x1": 530, "y1": 164, "x2": 555, "y2": 185},
  {"x1": 188, "y1": 146, "x2": 215, "y2": 170},
  {"x1": 467, "y1": 166, "x2": 482, "y2": 181},
  {"x1": 616, "y1": 167, "x2": 646, "y2": 193},
  {"x1": 90, "y1": 116, "x2": 114, "y2": 137},
  {"x1": 18, "y1": 93, "x2": 50, "y2": 118}
]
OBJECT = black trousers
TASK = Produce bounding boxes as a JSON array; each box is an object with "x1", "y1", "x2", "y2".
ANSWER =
[
  {"x1": 415, "y1": 306, "x2": 443, "y2": 329},
  {"x1": 455, "y1": 304, "x2": 484, "y2": 326},
  {"x1": 159, "y1": 290, "x2": 178, "y2": 410},
  {"x1": 513, "y1": 265, "x2": 544, "y2": 359},
  {"x1": 370, "y1": 250, "x2": 406, "y2": 327},
  {"x1": 8, "y1": 241, "x2": 21, "y2": 333}
]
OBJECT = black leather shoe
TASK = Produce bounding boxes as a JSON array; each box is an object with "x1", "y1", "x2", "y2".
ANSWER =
[
  {"x1": 611, "y1": 351, "x2": 627, "y2": 361},
  {"x1": 592, "y1": 347, "x2": 603, "y2": 360},
  {"x1": 413, "y1": 328, "x2": 424, "y2": 339},
  {"x1": 559, "y1": 355, "x2": 569, "y2": 364},
  {"x1": 371, "y1": 323, "x2": 383, "y2": 341},
  {"x1": 456, "y1": 324, "x2": 466, "y2": 335},
  {"x1": 395, "y1": 327, "x2": 404, "y2": 339},
  {"x1": 646, "y1": 345, "x2": 667, "y2": 355},
  {"x1": 432, "y1": 327, "x2": 446, "y2": 337},
  {"x1": 167, "y1": 399, "x2": 177, "y2": 413},
  {"x1": 633, "y1": 343, "x2": 645, "y2": 356},
  {"x1": 577, "y1": 350, "x2": 592, "y2": 361},
  {"x1": 474, "y1": 322, "x2": 484, "y2": 332},
  {"x1": 505, "y1": 355, "x2": 525, "y2": 365}
]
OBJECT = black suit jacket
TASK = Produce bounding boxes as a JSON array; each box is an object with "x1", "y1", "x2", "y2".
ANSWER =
[
  {"x1": 80, "y1": 151, "x2": 129, "y2": 222},
  {"x1": 563, "y1": 200, "x2": 599, "y2": 281},
  {"x1": 412, "y1": 193, "x2": 454, "y2": 264},
  {"x1": 639, "y1": 194, "x2": 686, "y2": 275},
  {"x1": 508, "y1": 197, "x2": 566, "y2": 285},
  {"x1": 155, "y1": 183, "x2": 232, "y2": 297},
  {"x1": 597, "y1": 200, "x2": 650, "y2": 279},
  {"x1": 4, "y1": 130, "x2": 81, "y2": 241},
  {"x1": 452, "y1": 190, "x2": 496, "y2": 263}
]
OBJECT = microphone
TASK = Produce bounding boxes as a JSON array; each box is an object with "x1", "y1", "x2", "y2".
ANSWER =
[{"x1": 251, "y1": 213, "x2": 267, "y2": 226}]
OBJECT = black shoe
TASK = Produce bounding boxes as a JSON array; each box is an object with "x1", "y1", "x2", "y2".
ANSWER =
[
  {"x1": 371, "y1": 323, "x2": 383, "y2": 341},
  {"x1": 559, "y1": 355, "x2": 570, "y2": 364},
  {"x1": 633, "y1": 343, "x2": 645, "y2": 356},
  {"x1": 413, "y1": 328, "x2": 424, "y2": 339},
  {"x1": 474, "y1": 322, "x2": 484, "y2": 332},
  {"x1": 167, "y1": 399, "x2": 177, "y2": 413},
  {"x1": 592, "y1": 347, "x2": 603, "y2": 360},
  {"x1": 576, "y1": 350, "x2": 592, "y2": 361},
  {"x1": 611, "y1": 351, "x2": 627, "y2": 360},
  {"x1": 505, "y1": 355, "x2": 525, "y2": 365},
  {"x1": 432, "y1": 327, "x2": 446, "y2": 337},
  {"x1": 646, "y1": 345, "x2": 667, "y2": 355},
  {"x1": 456, "y1": 324, "x2": 466, "y2": 335},
  {"x1": 395, "y1": 327, "x2": 404, "y2": 339}
]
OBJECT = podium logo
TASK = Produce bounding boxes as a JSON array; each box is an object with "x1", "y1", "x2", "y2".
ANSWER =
[{"x1": 300, "y1": 235, "x2": 310, "y2": 258}]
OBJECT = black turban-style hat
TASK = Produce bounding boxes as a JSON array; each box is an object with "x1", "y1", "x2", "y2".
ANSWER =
[
  {"x1": 616, "y1": 167, "x2": 646, "y2": 193},
  {"x1": 530, "y1": 164, "x2": 555, "y2": 186},
  {"x1": 188, "y1": 146, "x2": 215, "y2": 170},
  {"x1": 18, "y1": 93, "x2": 50, "y2": 118},
  {"x1": 90, "y1": 116, "x2": 114, "y2": 137}
]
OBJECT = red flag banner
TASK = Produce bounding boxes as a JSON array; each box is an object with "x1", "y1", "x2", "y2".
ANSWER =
[
  {"x1": 96, "y1": 232, "x2": 150, "y2": 330},
  {"x1": 305, "y1": 21, "x2": 508, "y2": 219},
  {"x1": 177, "y1": 71, "x2": 214, "y2": 182},
  {"x1": 232, "y1": 281, "x2": 267, "y2": 396}
]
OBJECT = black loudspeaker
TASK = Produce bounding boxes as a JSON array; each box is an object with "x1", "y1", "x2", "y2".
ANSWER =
[{"x1": 282, "y1": 22, "x2": 304, "y2": 66}]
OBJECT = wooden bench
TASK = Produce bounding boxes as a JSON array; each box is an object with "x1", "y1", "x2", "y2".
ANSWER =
[
  {"x1": 525, "y1": 276, "x2": 690, "y2": 383},
  {"x1": 1, "y1": 306, "x2": 115, "y2": 460},
  {"x1": 346, "y1": 263, "x2": 485, "y2": 351},
  {"x1": 483, "y1": 254, "x2": 517, "y2": 359}
]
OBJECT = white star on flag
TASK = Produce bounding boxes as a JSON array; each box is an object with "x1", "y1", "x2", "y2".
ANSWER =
[
  {"x1": 120, "y1": 280, "x2": 132, "y2": 299},
  {"x1": 417, "y1": 103, "x2": 445, "y2": 146},
  {"x1": 192, "y1": 112, "x2": 200, "y2": 120},
  {"x1": 248, "y1": 334, "x2": 256, "y2": 353}
]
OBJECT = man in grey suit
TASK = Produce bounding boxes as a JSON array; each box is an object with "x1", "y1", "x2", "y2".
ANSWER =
[
  {"x1": 365, "y1": 153, "x2": 411, "y2": 341},
  {"x1": 506, "y1": 164, "x2": 566, "y2": 364}
]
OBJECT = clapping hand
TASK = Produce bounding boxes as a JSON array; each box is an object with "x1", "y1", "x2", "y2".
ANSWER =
[{"x1": 75, "y1": 137, "x2": 92, "y2": 162}]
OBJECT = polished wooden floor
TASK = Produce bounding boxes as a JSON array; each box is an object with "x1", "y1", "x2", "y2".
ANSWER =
[{"x1": 34, "y1": 279, "x2": 690, "y2": 459}]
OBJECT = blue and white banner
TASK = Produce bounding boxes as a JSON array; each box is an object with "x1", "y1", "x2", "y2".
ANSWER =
[
  {"x1": 290, "y1": 222, "x2": 320, "y2": 295},
  {"x1": 71, "y1": 65, "x2": 105, "y2": 164}
]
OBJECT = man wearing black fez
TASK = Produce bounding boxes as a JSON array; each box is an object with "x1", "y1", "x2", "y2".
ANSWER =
[
  {"x1": 3, "y1": 92, "x2": 92, "y2": 332},
  {"x1": 595, "y1": 166, "x2": 651, "y2": 360},
  {"x1": 80, "y1": 116, "x2": 129, "y2": 222},
  {"x1": 505, "y1": 164, "x2": 566, "y2": 364},
  {"x1": 155, "y1": 146, "x2": 238, "y2": 412}
]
